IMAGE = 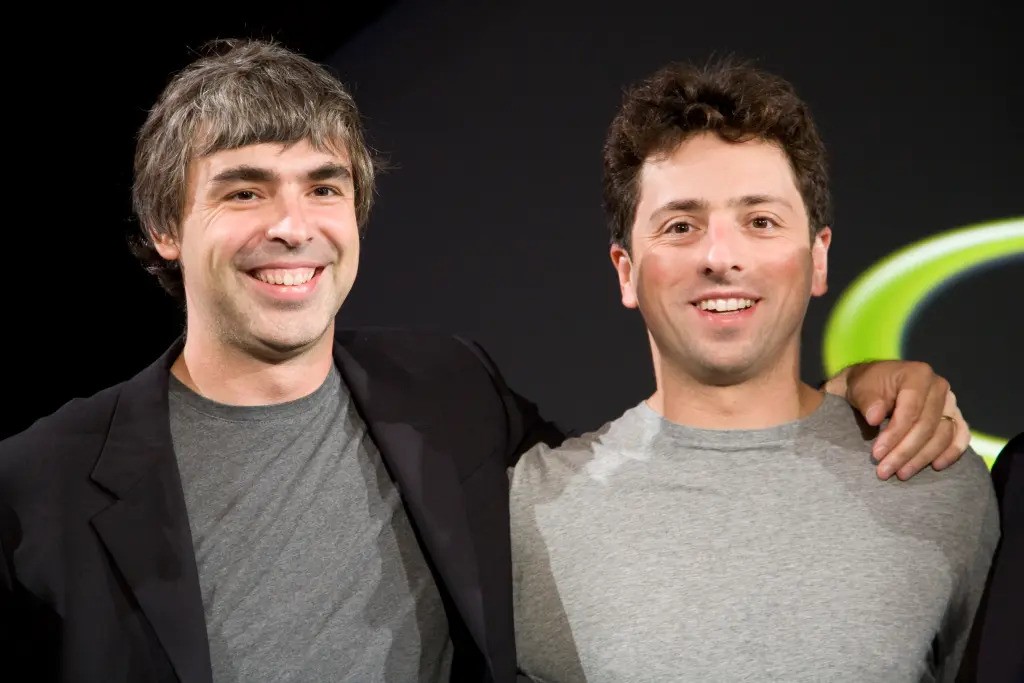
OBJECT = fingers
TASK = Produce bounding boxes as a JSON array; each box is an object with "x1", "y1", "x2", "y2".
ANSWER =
[
  {"x1": 837, "y1": 361, "x2": 886, "y2": 426},
  {"x1": 862, "y1": 401, "x2": 887, "y2": 427},
  {"x1": 930, "y1": 441, "x2": 965, "y2": 472},
  {"x1": 932, "y1": 391, "x2": 970, "y2": 471},
  {"x1": 845, "y1": 365, "x2": 901, "y2": 431},
  {"x1": 870, "y1": 365, "x2": 943, "y2": 461},
  {"x1": 874, "y1": 375, "x2": 949, "y2": 479},
  {"x1": 844, "y1": 360, "x2": 968, "y2": 480},
  {"x1": 894, "y1": 419, "x2": 957, "y2": 480}
]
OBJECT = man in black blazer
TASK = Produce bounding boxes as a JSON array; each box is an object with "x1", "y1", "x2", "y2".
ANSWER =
[
  {"x1": 1, "y1": 327, "x2": 560, "y2": 683},
  {"x1": 0, "y1": 38, "x2": 973, "y2": 683}
]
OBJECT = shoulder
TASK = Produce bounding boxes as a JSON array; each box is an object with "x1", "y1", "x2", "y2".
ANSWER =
[
  {"x1": 334, "y1": 326, "x2": 498, "y2": 378},
  {"x1": 930, "y1": 448, "x2": 1001, "y2": 533},
  {"x1": 334, "y1": 326, "x2": 482, "y2": 360},
  {"x1": 2, "y1": 339, "x2": 179, "y2": 475},
  {"x1": 333, "y1": 326, "x2": 525, "y2": 422},
  {"x1": 511, "y1": 404, "x2": 645, "y2": 495},
  {"x1": 335, "y1": 326, "x2": 537, "y2": 470},
  {"x1": 0, "y1": 384, "x2": 128, "y2": 568},
  {"x1": 0, "y1": 382, "x2": 124, "y2": 495},
  {"x1": 2, "y1": 382, "x2": 123, "y2": 456},
  {"x1": 868, "y1": 441, "x2": 997, "y2": 522},
  {"x1": 0, "y1": 380, "x2": 139, "y2": 586},
  {"x1": 893, "y1": 448, "x2": 1001, "y2": 562}
]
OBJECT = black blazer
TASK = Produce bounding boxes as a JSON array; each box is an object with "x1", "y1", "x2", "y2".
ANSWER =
[
  {"x1": 0, "y1": 328, "x2": 562, "y2": 683},
  {"x1": 959, "y1": 431, "x2": 1024, "y2": 683}
]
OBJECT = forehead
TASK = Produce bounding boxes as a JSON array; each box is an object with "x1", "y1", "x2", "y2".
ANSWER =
[
  {"x1": 191, "y1": 139, "x2": 352, "y2": 180},
  {"x1": 639, "y1": 133, "x2": 802, "y2": 207}
]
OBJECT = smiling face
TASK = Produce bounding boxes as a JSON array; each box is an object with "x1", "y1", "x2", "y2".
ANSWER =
[
  {"x1": 154, "y1": 139, "x2": 359, "y2": 361},
  {"x1": 612, "y1": 132, "x2": 831, "y2": 386}
]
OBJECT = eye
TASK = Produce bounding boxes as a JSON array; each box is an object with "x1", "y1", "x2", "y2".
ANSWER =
[
  {"x1": 665, "y1": 220, "x2": 693, "y2": 234},
  {"x1": 751, "y1": 216, "x2": 777, "y2": 229},
  {"x1": 228, "y1": 190, "x2": 258, "y2": 201},
  {"x1": 312, "y1": 185, "x2": 341, "y2": 197}
]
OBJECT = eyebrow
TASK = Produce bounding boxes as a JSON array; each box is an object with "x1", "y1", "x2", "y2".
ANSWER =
[
  {"x1": 209, "y1": 162, "x2": 353, "y2": 187},
  {"x1": 652, "y1": 198, "x2": 710, "y2": 215},
  {"x1": 729, "y1": 194, "x2": 793, "y2": 210},
  {"x1": 307, "y1": 163, "x2": 353, "y2": 183},
  {"x1": 651, "y1": 194, "x2": 794, "y2": 218}
]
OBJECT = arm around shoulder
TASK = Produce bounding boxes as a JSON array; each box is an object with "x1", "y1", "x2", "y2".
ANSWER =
[{"x1": 454, "y1": 336, "x2": 564, "y2": 467}]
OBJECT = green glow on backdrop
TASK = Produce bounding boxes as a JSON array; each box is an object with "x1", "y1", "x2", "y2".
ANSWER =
[{"x1": 823, "y1": 217, "x2": 1024, "y2": 468}]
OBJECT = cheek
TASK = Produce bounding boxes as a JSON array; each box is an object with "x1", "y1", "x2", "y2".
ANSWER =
[
  {"x1": 198, "y1": 215, "x2": 260, "y2": 261},
  {"x1": 762, "y1": 246, "x2": 815, "y2": 293},
  {"x1": 637, "y1": 248, "x2": 692, "y2": 298},
  {"x1": 235, "y1": 230, "x2": 266, "y2": 254},
  {"x1": 320, "y1": 209, "x2": 360, "y2": 251},
  {"x1": 339, "y1": 221, "x2": 361, "y2": 248},
  {"x1": 340, "y1": 231, "x2": 360, "y2": 266},
  {"x1": 323, "y1": 202, "x2": 358, "y2": 229}
]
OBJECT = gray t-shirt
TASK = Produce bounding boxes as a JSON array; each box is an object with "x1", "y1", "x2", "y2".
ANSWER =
[
  {"x1": 169, "y1": 365, "x2": 453, "y2": 683},
  {"x1": 510, "y1": 394, "x2": 999, "y2": 683}
]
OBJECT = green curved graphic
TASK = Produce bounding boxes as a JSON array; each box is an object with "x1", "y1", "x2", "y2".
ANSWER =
[{"x1": 823, "y1": 217, "x2": 1024, "y2": 468}]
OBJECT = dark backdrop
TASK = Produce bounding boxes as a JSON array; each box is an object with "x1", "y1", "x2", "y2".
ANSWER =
[{"x1": 6, "y1": 1, "x2": 1021, "y2": 460}]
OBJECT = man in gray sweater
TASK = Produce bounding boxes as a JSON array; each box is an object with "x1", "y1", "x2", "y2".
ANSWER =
[{"x1": 510, "y1": 59, "x2": 1000, "y2": 683}]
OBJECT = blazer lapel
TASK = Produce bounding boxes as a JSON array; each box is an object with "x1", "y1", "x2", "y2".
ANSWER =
[
  {"x1": 332, "y1": 340, "x2": 492, "y2": 671},
  {"x1": 89, "y1": 341, "x2": 212, "y2": 683}
]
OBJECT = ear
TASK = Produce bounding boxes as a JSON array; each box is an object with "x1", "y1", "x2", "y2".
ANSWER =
[
  {"x1": 151, "y1": 229, "x2": 181, "y2": 261},
  {"x1": 810, "y1": 226, "x2": 831, "y2": 298},
  {"x1": 610, "y1": 243, "x2": 639, "y2": 309}
]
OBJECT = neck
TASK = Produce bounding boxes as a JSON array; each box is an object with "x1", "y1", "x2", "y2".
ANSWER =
[
  {"x1": 171, "y1": 328, "x2": 335, "y2": 406},
  {"x1": 648, "y1": 344, "x2": 823, "y2": 429}
]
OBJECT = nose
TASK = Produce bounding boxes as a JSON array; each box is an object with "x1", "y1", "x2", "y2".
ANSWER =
[
  {"x1": 700, "y1": 217, "x2": 745, "y2": 277},
  {"x1": 265, "y1": 194, "x2": 313, "y2": 247}
]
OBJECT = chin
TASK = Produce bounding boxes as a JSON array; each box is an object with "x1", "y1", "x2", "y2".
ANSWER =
[
  {"x1": 691, "y1": 357, "x2": 758, "y2": 386},
  {"x1": 249, "y1": 324, "x2": 331, "y2": 358}
]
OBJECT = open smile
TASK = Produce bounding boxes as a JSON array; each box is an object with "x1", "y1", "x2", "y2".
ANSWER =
[
  {"x1": 691, "y1": 296, "x2": 762, "y2": 323},
  {"x1": 246, "y1": 266, "x2": 326, "y2": 300}
]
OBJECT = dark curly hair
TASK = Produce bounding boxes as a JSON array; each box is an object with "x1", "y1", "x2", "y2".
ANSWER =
[{"x1": 603, "y1": 58, "x2": 830, "y2": 252}]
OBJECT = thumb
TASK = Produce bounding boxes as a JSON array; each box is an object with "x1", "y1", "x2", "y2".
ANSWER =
[
  {"x1": 862, "y1": 400, "x2": 887, "y2": 426},
  {"x1": 846, "y1": 364, "x2": 898, "y2": 425}
]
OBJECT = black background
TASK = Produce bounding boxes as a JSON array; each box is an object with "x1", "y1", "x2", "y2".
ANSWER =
[{"x1": 6, "y1": 1, "x2": 1021, "y2": 453}]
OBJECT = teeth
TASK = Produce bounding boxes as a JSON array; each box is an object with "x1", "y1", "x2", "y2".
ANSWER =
[
  {"x1": 698, "y1": 298, "x2": 755, "y2": 312},
  {"x1": 252, "y1": 267, "x2": 316, "y2": 286}
]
